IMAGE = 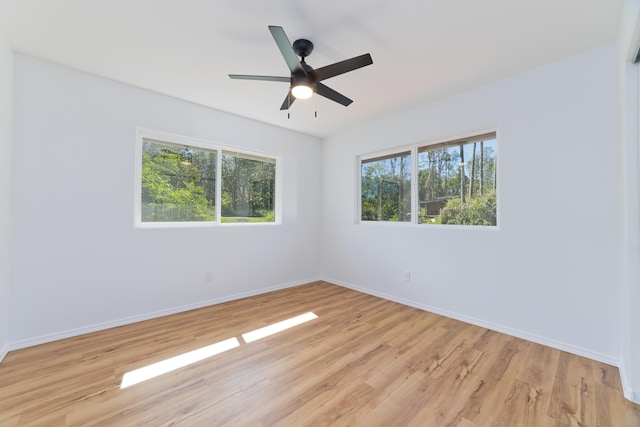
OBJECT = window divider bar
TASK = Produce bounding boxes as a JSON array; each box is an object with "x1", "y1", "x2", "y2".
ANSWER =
[
  {"x1": 411, "y1": 146, "x2": 419, "y2": 224},
  {"x1": 216, "y1": 148, "x2": 222, "y2": 223}
]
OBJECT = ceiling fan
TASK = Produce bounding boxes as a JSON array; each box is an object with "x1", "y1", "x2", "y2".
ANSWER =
[{"x1": 229, "y1": 25, "x2": 373, "y2": 110}]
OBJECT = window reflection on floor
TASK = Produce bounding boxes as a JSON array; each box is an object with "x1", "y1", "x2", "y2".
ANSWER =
[{"x1": 120, "y1": 312, "x2": 318, "y2": 388}]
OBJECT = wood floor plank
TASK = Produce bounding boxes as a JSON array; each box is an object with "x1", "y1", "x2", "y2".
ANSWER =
[
  {"x1": 548, "y1": 352, "x2": 598, "y2": 426},
  {"x1": 0, "y1": 281, "x2": 638, "y2": 426}
]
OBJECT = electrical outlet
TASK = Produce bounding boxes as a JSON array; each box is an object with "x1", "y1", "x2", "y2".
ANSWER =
[
  {"x1": 403, "y1": 271, "x2": 411, "y2": 281},
  {"x1": 205, "y1": 271, "x2": 213, "y2": 282}
]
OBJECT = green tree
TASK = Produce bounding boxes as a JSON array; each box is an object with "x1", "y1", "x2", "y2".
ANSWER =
[
  {"x1": 221, "y1": 153, "x2": 275, "y2": 219},
  {"x1": 418, "y1": 139, "x2": 496, "y2": 224},
  {"x1": 440, "y1": 190, "x2": 497, "y2": 226},
  {"x1": 141, "y1": 142, "x2": 215, "y2": 221},
  {"x1": 361, "y1": 154, "x2": 411, "y2": 221},
  {"x1": 418, "y1": 148, "x2": 461, "y2": 201}
]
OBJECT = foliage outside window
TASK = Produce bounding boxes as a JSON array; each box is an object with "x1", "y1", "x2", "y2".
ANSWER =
[
  {"x1": 360, "y1": 132, "x2": 497, "y2": 226},
  {"x1": 138, "y1": 132, "x2": 278, "y2": 226},
  {"x1": 361, "y1": 151, "x2": 412, "y2": 222},
  {"x1": 142, "y1": 139, "x2": 217, "y2": 222},
  {"x1": 419, "y1": 133, "x2": 497, "y2": 225},
  {"x1": 221, "y1": 152, "x2": 276, "y2": 223}
]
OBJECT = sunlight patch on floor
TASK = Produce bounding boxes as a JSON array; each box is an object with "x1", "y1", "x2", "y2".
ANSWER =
[
  {"x1": 120, "y1": 337, "x2": 240, "y2": 388},
  {"x1": 242, "y1": 312, "x2": 318, "y2": 343},
  {"x1": 120, "y1": 312, "x2": 319, "y2": 388}
]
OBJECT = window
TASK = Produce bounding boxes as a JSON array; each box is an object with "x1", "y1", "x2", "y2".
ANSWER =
[
  {"x1": 141, "y1": 139, "x2": 217, "y2": 222},
  {"x1": 221, "y1": 151, "x2": 276, "y2": 223},
  {"x1": 361, "y1": 151, "x2": 412, "y2": 222},
  {"x1": 136, "y1": 130, "x2": 279, "y2": 227},
  {"x1": 418, "y1": 133, "x2": 497, "y2": 226},
  {"x1": 359, "y1": 131, "x2": 497, "y2": 227}
]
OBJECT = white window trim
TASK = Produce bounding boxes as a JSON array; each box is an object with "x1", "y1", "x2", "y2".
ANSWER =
[
  {"x1": 356, "y1": 128, "x2": 500, "y2": 230},
  {"x1": 134, "y1": 128, "x2": 282, "y2": 228}
]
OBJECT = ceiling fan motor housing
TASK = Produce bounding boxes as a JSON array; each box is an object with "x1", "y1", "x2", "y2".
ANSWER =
[{"x1": 292, "y1": 39, "x2": 314, "y2": 58}]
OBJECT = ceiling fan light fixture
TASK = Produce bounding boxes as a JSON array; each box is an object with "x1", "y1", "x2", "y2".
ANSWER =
[
  {"x1": 229, "y1": 26, "x2": 373, "y2": 110},
  {"x1": 291, "y1": 83, "x2": 314, "y2": 99}
]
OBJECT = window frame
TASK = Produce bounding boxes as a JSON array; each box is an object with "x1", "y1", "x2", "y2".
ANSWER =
[
  {"x1": 357, "y1": 129, "x2": 499, "y2": 229},
  {"x1": 358, "y1": 146, "x2": 414, "y2": 223},
  {"x1": 134, "y1": 128, "x2": 282, "y2": 228}
]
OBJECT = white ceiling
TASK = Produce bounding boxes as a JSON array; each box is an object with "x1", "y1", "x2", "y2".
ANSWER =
[{"x1": 0, "y1": 0, "x2": 622, "y2": 138}]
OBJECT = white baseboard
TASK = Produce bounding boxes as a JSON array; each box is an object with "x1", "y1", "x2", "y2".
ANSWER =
[
  {"x1": 619, "y1": 358, "x2": 638, "y2": 403},
  {"x1": 8, "y1": 277, "x2": 322, "y2": 352},
  {"x1": 0, "y1": 342, "x2": 8, "y2": 364},
  {"x1": 323, "y1": 277, "x2": 620, "y2": 367}
]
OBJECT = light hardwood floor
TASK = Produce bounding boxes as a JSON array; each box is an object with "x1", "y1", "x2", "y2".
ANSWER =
[{"x1": 1, "y1": 281, "x2": 639, "y2": 426}]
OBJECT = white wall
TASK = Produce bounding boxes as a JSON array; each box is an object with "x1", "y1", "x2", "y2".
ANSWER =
[
  {"x1": 618, "y1": 0, "x2": 640, "y2": 404},
  {"x1": 9, "y1": 55, "x2": 322, "y2": 346},
  {"x1": 321, "y1": 43, "x2": 621, "y2": 365},
  {"x1": 0, "y1": 25, "x2": 12, "y2": 361},
  {"x1": 5, "y1": 24, "x2": 634, "y2": 403},
  {"x1": 2, "y1": 19, "x2": 636, "y2": 404}
]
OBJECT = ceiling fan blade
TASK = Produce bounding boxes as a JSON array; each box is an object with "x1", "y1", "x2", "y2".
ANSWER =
[
  {"x1": 314, "y1": 54, "x2": 373, "y2": 81},
  {"x1": 268, "y1": 25, "x2": 306, "y2": 75},
  {"x1": 280, "y1": 91, "x2": 296, "y2": 110},
  {"x1": 229, "y1": 74, "x2": 290, "y2": 82},
  {"x1": 316, "y1": 83, "x2": 353, "y2": 106}
]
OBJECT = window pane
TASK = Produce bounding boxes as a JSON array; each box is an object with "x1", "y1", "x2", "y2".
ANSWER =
[
  {"x1": 221, "y1": 151, "x2": 276, "y2": 223},
  {"x1": 361, "y1": 151, "x2": 412, "y2": 222},
  {"x1": 417, "y1": 136, "x2": 497, "y2": 226},
  {"x1": 141, "y1": 139, "x2": 216, "y2": 222}
]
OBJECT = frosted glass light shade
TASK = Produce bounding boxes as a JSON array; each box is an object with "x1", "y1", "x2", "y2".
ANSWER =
[{"x1": 291, "y1": 84, "x2": 313, "y2": 99}]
